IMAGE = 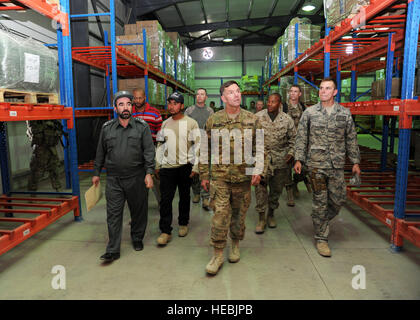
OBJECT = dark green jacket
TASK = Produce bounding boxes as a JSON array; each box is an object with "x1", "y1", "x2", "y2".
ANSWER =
[{"x1": 94, "y1": 117, "x2": 155, "y2": 177}]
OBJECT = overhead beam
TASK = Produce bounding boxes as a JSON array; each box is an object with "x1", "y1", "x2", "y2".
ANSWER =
[
  {"x1": 189, "y1": 38, "x2": 274, "y2": 50},
  {"x1": 237, "y1": 26, "x2": 276, "y2": 41},
  {"x1": 200, "y1": 0, "x2": 208, "y2": 24},
  {"x1": 165, "y1": 14, "x2": 324, "y2": 33},
  {"x1": 268, "y1": 0, "x2": 279, "y2": 17},
  {"x1": 247, "y1": 0, "x2": 254, "y2": 20},
  {"x1": 186, "y1": 30, "x2": 216, "y2": 45},
  {"x1": 174, "y1": 3, "x2": 186, "y2": 26}
]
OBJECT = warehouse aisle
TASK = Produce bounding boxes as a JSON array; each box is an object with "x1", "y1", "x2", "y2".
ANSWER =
[{"x1": 0, "y1": 167, "x2": 419, "y2": 300}]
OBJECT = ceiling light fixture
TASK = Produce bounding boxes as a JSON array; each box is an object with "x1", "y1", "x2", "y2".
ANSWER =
[
  {"x1": 302, "y1": 4, "x2": 316, "y2": 12},
  {"x1": 223, "y1": 30, "x2": 233, "y2": 42}
]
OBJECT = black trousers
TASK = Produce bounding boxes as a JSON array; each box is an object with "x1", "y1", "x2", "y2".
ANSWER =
[
  {"x1": 159, "y1": 164, "x2": 192, "y2": 234},
  {"x1": 105, "y1": 171, "x2": 148, "y2": 253}
]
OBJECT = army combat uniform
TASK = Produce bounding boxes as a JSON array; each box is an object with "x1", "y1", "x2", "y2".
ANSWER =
[
  {"x1": 27, "y1": 120, "x2": 63, "y2": 192},
  {"x1": 199, "y1": 109, "x2": 267, "y2": 249},
  {"x1": 283, "y1": 101, "x2": 312, "y2": 197},
  {"x1": 184, "y1": 104, "x2": 214, "y2": 204},
  {"x1": 294, "y1": 102, "x2": 360, "y2": 242},
  {"x1": 254, "y1": 109, "x2": 296, "y2": 231},
  {"x1": 94, "y1": 117, "x2": 155, "y2": 254}
]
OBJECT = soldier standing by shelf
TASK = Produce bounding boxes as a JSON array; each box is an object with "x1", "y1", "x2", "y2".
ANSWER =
[{"x1": 27, "y1": 119, "x2": 65, "y2": 194}]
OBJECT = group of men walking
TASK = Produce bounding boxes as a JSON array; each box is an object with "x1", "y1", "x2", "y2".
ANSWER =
[{"x1": 91, "y1": 77, "x2": 360, "y2": 276}]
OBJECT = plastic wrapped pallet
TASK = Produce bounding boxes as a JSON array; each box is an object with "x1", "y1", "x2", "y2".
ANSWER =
[
  {"x1": 134, "y1": 21, "x2": 165, "y2": 71},
  {"x1": 241, "y1": 75, "x2": 260, "y2": 92},
  {"x1": 0, "y1": 30, "x2": 58, "y2": 93},
  {"x1": 177, "y1": 44, "x2": 186, "y2": 84},
  {"x1": 164, "y1": 33, "x2": 175, "y2": 78},
  {"x1": 264, "y1": 51, "x2": 271, "y2": 81},
  {"x1": 282, "y1": 18, "x2": 321, "y2": 66},
  {"x1": 324, "y1": 0, "x2": 370, "y2": 27}
]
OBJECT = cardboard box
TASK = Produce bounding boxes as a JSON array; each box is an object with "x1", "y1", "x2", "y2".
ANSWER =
[
  {"x1": 116, "y1": 35, "x2": 144, "y2": 60},
  {"x1": 124, "y1": 23, "x2": 137, "y2": 35},
  {"x1": 118, "y1": 78, "x2": 146, "y2": 92}
]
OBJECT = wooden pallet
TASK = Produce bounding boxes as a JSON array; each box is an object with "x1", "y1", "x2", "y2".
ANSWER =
[{"x1": 0, "y1": 89, "x2": 59, "y2": 104}]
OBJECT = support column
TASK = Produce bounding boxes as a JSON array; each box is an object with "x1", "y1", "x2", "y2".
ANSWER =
[
  {"x1": 63, "y1": 0, "x2": 82, "y2": 221},
  {"x1": 336, "y1": 59, "x2": 341, "y2": 102}
]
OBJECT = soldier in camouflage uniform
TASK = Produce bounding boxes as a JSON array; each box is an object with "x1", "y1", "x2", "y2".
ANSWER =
[
  {"x1": 200, "y1": 80, "x2": 267, "y2": 275},
  {"x1": 294, "y1": 78, "x2": 361, "y2": 257},
  {"x1": 254, "y1": 93, "x2": 296, "y2": 234},
  {"x1": 283, "y1": 84, "x2": 312, "y2": 199},
  {"x1": 27, "y1": 120, "x2": 63, "y2": 193}
]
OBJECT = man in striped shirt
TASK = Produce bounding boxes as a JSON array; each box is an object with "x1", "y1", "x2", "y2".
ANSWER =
[
  {"x1": 133, "y1": 88, "x2": 163, "y2": 207},
  {"x1": 132, "y1": 88, "x2": 163, "y2": 143}
]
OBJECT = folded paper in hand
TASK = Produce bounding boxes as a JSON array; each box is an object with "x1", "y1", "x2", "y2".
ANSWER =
[{"x1": 85, "y1": 182, "x2": 102, "y2": 212}]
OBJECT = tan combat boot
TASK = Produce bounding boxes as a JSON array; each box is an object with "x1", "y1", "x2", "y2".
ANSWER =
[
  {"x1": 206, "y1": 248, "x2": 225, "y2": 275},
  {"x1": 255, "y1": 212, "x2": 266, "y2": 234},
  {"x1": 178, "y1": 225, "x2": 188, "y2": 237},
  {"x1": 316, "y1": 241, "x2": 332, "y2": 257},
  {"x1": 202, "y1": 198, "x2": 210, "y2": 210},
  {"x1": 192, "y1": 194, "x2": 200, "y2": 203},
  {"x1": 286, "y1": 186, "x2": 295, "y2": 207},
  {"x1": 228, "y1": 240, "x2": 240, "y2": 263},
  {"x1": 267, "y1": 208, "x2": 276, "y2": 228},
  {"x1": 157, "y1": 233, "x2": 172, "y2": 246}
]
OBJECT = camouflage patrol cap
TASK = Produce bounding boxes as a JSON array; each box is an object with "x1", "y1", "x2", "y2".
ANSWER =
[{"x1": 113, "y1": 90, "x2": 133, "y2": 107}]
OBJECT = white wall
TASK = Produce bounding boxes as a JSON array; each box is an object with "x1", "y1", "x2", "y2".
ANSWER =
[{"x1": 191, "y1": 44, "x2": 271, "y2": 109}]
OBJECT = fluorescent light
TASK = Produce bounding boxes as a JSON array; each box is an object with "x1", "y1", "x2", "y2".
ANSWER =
[
  {"x1": 302, "y1": 4, "x2": 316, "y2": 12},
  {"x1": 223, "y1": 38, "x2": 233, "y2": 42}
]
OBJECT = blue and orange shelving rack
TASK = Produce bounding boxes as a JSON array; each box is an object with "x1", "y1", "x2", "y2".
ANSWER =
[
  {"x1": 264, "y1": 0, "x2": 420, "y2": 251},
  {"x1": 0, "y1": 0, "x2": 80, "y2": 256}
]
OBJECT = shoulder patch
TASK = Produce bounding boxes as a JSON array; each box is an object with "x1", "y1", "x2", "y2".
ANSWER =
[
  {"x1": 134, "y1": 117, "x2": 147, "y2": 125},
  {"x1": 103, "y1": 119, "x2": 116, "y2": 127}
]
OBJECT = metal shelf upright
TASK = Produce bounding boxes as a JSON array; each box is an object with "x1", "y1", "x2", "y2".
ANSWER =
[
  {"x1": 0, "y1": 0, "x2": 82, "y2": 256},
  {"x1": 264, "y1": 0, "x2": 420, "y2": 251},
  {"x1": 68, "y1": 0, "x2": 194, "y2": 171}
]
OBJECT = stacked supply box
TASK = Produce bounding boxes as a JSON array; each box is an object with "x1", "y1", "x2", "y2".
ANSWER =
[
  {"x1": 122, "y1": 20, "x2": 194, "y2": 88},
  {"x1": 116, "y1": 34, "x2": 151, "y2": 63},
  {"x1": 371, "y1": 78, "x2": 401, "y2": 99},
  {"x1": 118, "y1": 78, "x2": 162, "y2": 106},
  {"x1": 282, "y1": 18, "x2": 321, "y2": 66},
  {"x1": 135, "y1": 21, "x2": 165, "y2": 71},
  {"x1": 324, "y1": 0, "x2": 370, "y2": 27}
]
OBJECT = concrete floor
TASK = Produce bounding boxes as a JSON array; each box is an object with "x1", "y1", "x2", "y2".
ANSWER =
[{"x1": 0, "y1": 169, "x2": 419, "y2": 300}]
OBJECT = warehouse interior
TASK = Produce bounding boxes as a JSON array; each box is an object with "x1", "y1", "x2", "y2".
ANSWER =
[{"x1": 0, "y1": 0, "x2": 420, "y2": 300}]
